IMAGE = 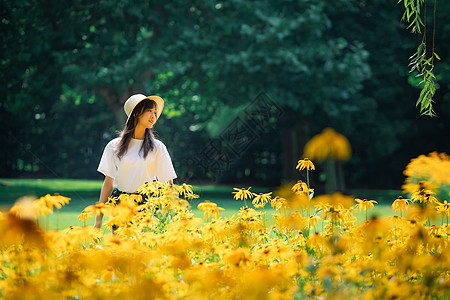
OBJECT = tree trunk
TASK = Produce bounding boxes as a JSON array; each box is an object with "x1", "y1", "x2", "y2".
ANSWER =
[
  {"x1": 95, "y1": 84, "x2": 147, "y2": 128},
  {"x1": 325, "y1": 157, "x2": 337, "y2": 194},
  {"x1": 336, "y1": 161, "x2": 346, "y2": 192},
  {"x1": 281, "y1": 120, "x2": 310, "y2": 182},
  {"x1": 282, "y1": 128, "x2": 295, "y2": 181}
]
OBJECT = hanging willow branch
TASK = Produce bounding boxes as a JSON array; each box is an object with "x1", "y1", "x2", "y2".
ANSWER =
[{"x1": 398, "y1": 0, "x2": 440, "y2": 117}]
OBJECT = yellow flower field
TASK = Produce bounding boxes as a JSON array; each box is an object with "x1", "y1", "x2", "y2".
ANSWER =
[{"x1": 1, "y1": 133, "x2": 449, "y2": 299}]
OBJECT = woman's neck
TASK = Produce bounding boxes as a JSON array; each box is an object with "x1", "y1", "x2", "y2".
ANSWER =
[{"x1": 133, "y1": 126, "x2": 146, "y2": 139}]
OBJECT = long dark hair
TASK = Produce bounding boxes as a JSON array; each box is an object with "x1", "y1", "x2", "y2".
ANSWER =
[{"x1": 116, "y1": 99, "x2": 157, "y2": 159}]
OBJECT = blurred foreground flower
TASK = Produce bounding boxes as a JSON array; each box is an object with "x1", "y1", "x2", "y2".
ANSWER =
[
  {"x1": 313, "y1": 193, "x2": 354, "y2": 209},
  {"x1": 303, "y1": 128, "x2": 351, "y2": 193},
  {"x1": 10, "y1": 194, "x2": 71, "y2": 219},
  {"x1": 303, "y1": 128, "x2": 351, "y2": 162},
  {"x1": 0, "y1": 213, "x2": 45, "y2": 247},
  {"x1": 276, "y1": 183, "x2": 311, "y2": 210},
  {"x1": 197, "y1": 200, "x2": 224, "y2": 220},
  {"x1": 402, "y1": 152, "x2": 450, "y2": 201},
  {"x1": 436, "y1": 200, "x2": 450, "y2": 217}
]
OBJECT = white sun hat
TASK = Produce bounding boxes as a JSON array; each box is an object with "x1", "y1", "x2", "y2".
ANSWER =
[{"x1": 124, "y1": 94, "x2": 165, "y2": 124}]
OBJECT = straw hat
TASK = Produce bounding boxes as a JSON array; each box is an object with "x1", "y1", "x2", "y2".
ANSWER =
[{"x1": 124, "y1": 94, "x2": 165, "y2": 124}]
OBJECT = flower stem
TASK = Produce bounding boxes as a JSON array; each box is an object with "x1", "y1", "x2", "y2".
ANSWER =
[{"x1": 306, "y1": 170, "x2": 310, "y2": 190}]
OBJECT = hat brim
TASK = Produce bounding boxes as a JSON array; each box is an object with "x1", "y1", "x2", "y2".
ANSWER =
[{"x1": 125, "y1": 95, "x2": 165, "y2": 125}]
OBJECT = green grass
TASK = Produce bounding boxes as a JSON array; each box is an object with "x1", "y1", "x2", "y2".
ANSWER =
[
  {"x1": 0, "y1": 178, "x2": 274, "y2": 230},
  {"x1": 0, "y1": 178, "x2": 270, "y2": 204},
  {"x1": 36, "y1": 204, "x2": 395, "y2": 231},
  {"x1": 0, "y1": 178, "x2": 103, "y2": 200},
  {"x1": 1, "y1": 178, "x2": 400, "y2": 231}
]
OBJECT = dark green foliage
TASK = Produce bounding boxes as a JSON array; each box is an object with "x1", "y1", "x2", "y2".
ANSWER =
[{"x1": 1, "y1": 0, "x2": 449, "y2": 189}]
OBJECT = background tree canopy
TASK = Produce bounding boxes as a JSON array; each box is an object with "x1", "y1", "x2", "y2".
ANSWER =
[{"x1": 1, "y1": 0, "x2": 449, "y2": 190}]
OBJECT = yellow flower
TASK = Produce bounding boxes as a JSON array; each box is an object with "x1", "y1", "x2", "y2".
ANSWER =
[
  {"x1": 314, "y1": 193, "x2": 354, "y2": 209},
  {"x1": 232, "y1": 187, "x2": 254, "y2": 201},
  {"x1": 82, "y1": 202, "x2": 109, "y2": 219},
  {"x1": 117, "y1": 193, "x2": 143, "y2": 207},
  {"x1": 36, "y1": 194, "x2": 71, "y2": 210},
  {"x1": 184, "y1": 192, "x2": 199, "y2": 200},
  {"x1": 22, "y1": 194, "x2": 70, "y2": 218},
  {"x1": 224, "y1": 247, "x2": 250, "y2": 267},
  {"x1": 212, "y1": 206, "x2": 225, "y2": 219},
  {"x1": 270, "y1": 196, "x2": 287, "y2": 210},
  {"x1": 291, "y1": 181, "x2": 309, "y2": 193},
  {"x1": 303, "y1": 128, "x2": 351, "y2": 162},
  {"x1": 407, "y1": 203, "x2": 437, "y2": 221},
  {"x1": 410, "y1": 183, "x2": 438, "y2": 204},
  {"x1": 354, "y1": 198, "x2": 378, "y2": 212},
  {"x1": 136, "y1": 215, "x2": 159, "y2": 230},
  {"x1": 238, "y1": 206, "x2": 260, "y2": 220},
  {"x1": 252, "y1": 192, "x2": 272, "y2": 209},
  {"x1": 104, "y1": 202, "x2": 138, "y2": 230},
  {"x1": 63, "y1": 225, "x2": 102, "y2": 243},
  {"x1": 402, "y1": 153, "x2": 450, "y2": 201},
  {"x1": 197, "y1": 200, "x2": 216, "y2": 211},
  {"x1": 307, "y1": 232, "x2": 327, "y2": 253},
  {"x1": 197, "y1": 200, "x2": 224, "y2": 219},
  {"x1": 392, "y1": 196, "x2": 409, "y2": 212},
  {"x1": 31, "y1": 197, "x2": 54, "y2": 217},
  {"x1": 314, "y1": 201, "x2": 331, "y2": 211},
  {"x1": 78, "y1": 211, "x2": 89, "y2": 222},
  {"x1": 164, "y1": 183, "x2": 183, "y2": 196},
  {"x1": 296, "y1": 158, "x2": 315, "y2": 171},
  {"x1": 321, "y1": 206, "x2": 345, "y2": 222},
  {"x1": 435, "y1": 200, "x2": 450, "y2": 217},
  {"x1": 307, "y1": 215, "x2": 320, "y2": 228},
  {"x1": 275, "y1": 183, "x2": 311, "y2": 209},
  {"x1": 9, "y1": 196, "x2": 37, "y2": 219},
  {"x1": 136, "y1": 180, "x2": 164, "y2": 197},
  {"x1": 180, "y1": 183, "x2": 194, "y2": 196},
  {"x1": 402, "y1": 180, "x2": 437, "y2": 195}
]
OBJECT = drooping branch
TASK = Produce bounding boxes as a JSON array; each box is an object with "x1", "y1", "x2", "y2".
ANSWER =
[{"x1": 398, "y1": 0, "x2": 440, "y2": 116}]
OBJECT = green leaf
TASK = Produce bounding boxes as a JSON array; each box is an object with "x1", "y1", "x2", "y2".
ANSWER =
[
  {"x1": 426, "y1": 70, "x2": 436, "y2": 79},
  {"x1": 407, "y1": 8, "x2": 414, "y2": 21},
  {"x1": 418, "y1": 16, "x2": 424, "y2": 26}
]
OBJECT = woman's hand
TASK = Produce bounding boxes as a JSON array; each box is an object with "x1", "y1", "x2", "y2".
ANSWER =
[{"x1": 93, "y1": 176, "x2": 114, "y2": 229}]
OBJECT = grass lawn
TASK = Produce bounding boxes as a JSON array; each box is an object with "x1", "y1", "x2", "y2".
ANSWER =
[{"x1": 1, "y1": 178, "x2": 400, "y2": 231}]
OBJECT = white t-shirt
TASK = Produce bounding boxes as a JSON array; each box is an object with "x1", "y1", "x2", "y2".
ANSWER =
[{"x1": 97, "y1": 138, "x2": 177, "y2": 193}]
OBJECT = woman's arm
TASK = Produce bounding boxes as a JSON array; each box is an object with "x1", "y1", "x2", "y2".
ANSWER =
[{"x1": 94, "y1": 176, "x2": 114, "y2": 229}]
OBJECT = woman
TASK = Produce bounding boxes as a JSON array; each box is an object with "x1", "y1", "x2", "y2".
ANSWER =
[{"x1": 94, "y1": 94, "x2": 177, "y2": 229}]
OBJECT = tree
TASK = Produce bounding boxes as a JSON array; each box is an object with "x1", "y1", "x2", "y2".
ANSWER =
[{"x1": 2, "y1": 0, "x2": 449, "y2": 189}]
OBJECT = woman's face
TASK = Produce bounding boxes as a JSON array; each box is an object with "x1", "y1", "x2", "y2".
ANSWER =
[{"x1": 136, "y1": 107, "x2": 158, "y2": 129}]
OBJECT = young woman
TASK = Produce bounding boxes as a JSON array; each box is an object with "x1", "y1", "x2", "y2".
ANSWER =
[{"x1": 94, "y1": 94, "x2": 177, "y2": 228}]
